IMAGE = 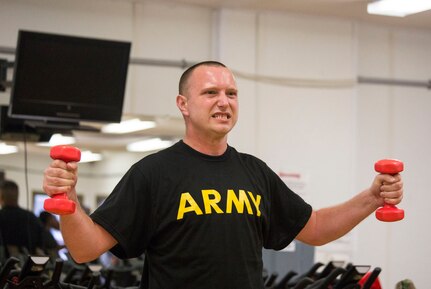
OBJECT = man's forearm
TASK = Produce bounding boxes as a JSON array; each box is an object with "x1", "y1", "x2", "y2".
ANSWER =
[
  {"x1": 297, "y1": 189, "x2": 380, "y2": 246},
  {"x1": 314, "y1": 189, "x2": 379, "y2": 244},
  {"x1": 60, "y1": 205, "x2": 117, "y2": 263}
]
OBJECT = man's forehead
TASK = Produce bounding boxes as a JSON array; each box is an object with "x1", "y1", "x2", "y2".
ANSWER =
[{"x1": 192, "y1": 65, "x2": 236, "y2": 86}]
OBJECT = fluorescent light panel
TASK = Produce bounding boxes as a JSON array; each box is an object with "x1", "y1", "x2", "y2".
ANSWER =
[
  {"x1": 37, "y1": 133, "x2": 76, "y2": 147},
  {"x1": 127, "y1": 138, "x2": 173, "y2": 152},
  {"x1": 0, "y1": 142, "x2": 18, "y2": 154},
  {"x1": 80, "y1": 151, "x2": 102, "y2": 163},
  {"x1": 368, "y1": 0, "x2": 431, "y2": 17},
  {"x1": 102, "y1": 118, "x2": 156, "y2": 134}
]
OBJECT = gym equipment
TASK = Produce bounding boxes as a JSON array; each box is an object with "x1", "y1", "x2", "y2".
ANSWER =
[
  {"x1": 264, "y1": 272, "x2": 278, "y2": 287},
  {"x1": 44, "y1": 259, "x2": 64, "y2": 289},
  {"x1": 286, "y1": 262, "x2": 324, "y2": 288},
  {"x1": 0, "y1": 254, "x2": 144, "y2": 289},
  {"x1": 291, "y1": 277, "x2": 314, "y2": 289},
  {"x1": 0, "y1": 257, "x2": 19, "y2": 289},
  {"x1": 18, "y1": 256, "x2": 50, "y2": 280},
  {"x1": 304, "y1": 267, "x2": 346, "y2": 289},
  {"x1": 313, "y1": 261, "x2": 345, "y2": 280},
  {"x1": 5, "y1": 256, "x2": 50, "y2": 289},
  {"x1": 43, "y1": 145, "x2": 81, "y2": 215},
  {"x1": 271, "y1": 270, "x2": 297, "y2": 289},
  {"x1": 374, "y1": 159, "x2": 405, "y2": 222},
  {"x1": 104, "y1": 261, "x2": 142, "y2": 288},
  {"x1": 358, "y1": 267, "x2": 382, "y2": 289},
  {"x1": 333, "y1": 265, "x2": 370, "y2": 289}
]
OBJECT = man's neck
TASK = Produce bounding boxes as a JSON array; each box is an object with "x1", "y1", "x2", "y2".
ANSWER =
[{"x1": 183, "y1": 136, "x2": 228, "y2": 156}]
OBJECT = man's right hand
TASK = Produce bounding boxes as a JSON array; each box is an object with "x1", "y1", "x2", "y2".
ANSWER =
[{"x1": 43, "y1": 159, "x2": 79, "y2": 201}]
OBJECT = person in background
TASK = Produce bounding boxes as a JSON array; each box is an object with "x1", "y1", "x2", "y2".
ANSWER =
[
  {"x1": 43, "y1": 61, "x2": 403, "y2": 289},
  {"x1": 0, "y1": 180, "x2": 44, "y2": 257},
  {"x1": 39, "y1": 211, "x2": 64, "y2": 258}
]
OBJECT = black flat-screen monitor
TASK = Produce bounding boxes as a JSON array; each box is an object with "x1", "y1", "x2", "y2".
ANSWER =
[{"x1": 9, "y1": 30, "x2": 131, "y2": 124}]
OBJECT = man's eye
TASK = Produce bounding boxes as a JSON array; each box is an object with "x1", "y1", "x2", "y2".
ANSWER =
[
  {"x1": 207, "y1": 90, "x2": 217, "y2": 95},
  {"x1": 227, "y1": 91, "x2": 237, "y2": 98}
]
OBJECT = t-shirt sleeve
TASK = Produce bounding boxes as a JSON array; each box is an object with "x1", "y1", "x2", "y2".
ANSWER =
[
  {"x1": 263, "y1": 168, "x2": 312, "y2": 250},
  {"x1": 90, "y1": 162, "x2": 154, "y2": 259}
]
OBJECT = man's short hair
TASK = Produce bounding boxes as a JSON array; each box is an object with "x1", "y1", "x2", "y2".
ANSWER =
[
  {"x1": 178, "y1": 61, "x2": 227, "y2": 95},
  {"x1": 0, "y1": 180, "x2": 19, "y2": 205}
]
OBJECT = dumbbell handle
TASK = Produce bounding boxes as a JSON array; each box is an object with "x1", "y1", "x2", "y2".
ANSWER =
[
  {"x1": 374, "y1": 159, "x2": 404, "y2": 222},
  {"x1": 43, "y1": 145, "x2": 81, "y2": 215}
]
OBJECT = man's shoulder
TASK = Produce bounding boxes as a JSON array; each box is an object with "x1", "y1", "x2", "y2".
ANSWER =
[
  {"x1": 137, "y1": 142, "x2": 181, "y2": 163},
  {"x1": 130, "y1": 142, "x2": 185, "y2": 174},
  {"x1": 0, "y1": 206, "x2": 41, "y2": 223},
  {"x1": 231, "y1": 147, "x2": 268, "y2": 167}
]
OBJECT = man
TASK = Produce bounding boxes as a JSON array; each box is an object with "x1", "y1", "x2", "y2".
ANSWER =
[
  {"x1": 43, "y1": 61, "x2": 403, "y2": 289},
  {"x1": 0, "y1": 180, "x2": 44, "y2": 256}
]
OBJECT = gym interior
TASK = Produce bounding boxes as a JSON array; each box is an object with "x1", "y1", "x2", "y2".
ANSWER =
[{"x1": 0, "y1": 0, "x2": 430, "y2": 288}]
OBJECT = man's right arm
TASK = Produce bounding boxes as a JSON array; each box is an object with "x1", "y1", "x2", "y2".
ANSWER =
[
  {"x1": 60, "y1": 203, "x2": 117, "y2": 263},
  {"x1": 43, "y1": 160, "x2": 118, "y2": 263}
]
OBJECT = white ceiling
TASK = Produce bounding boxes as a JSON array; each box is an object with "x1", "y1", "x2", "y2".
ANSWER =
[{"x1": 134, "y1": 0, "x2": 431, "y2": 30}]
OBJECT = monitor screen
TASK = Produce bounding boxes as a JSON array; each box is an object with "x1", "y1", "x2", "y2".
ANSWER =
[{"x1": 9, "y1": 30, "x2": 131, "y2": 124}]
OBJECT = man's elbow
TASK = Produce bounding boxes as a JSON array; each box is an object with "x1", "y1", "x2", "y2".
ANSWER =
[
  {"x1": 297, "y1": 237, "x2": 330, "y2": 247},
  {"x1": 68, "y1": 250, "x2": 100, "y2": 264}
]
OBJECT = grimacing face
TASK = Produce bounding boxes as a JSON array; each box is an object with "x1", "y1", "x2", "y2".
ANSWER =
[{"x1": 179, "y1": 65, "x2": 239, "y2": 140}]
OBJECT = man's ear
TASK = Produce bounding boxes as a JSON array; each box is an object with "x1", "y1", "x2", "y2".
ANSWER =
[{"x1": 176, "y1": 94, "x2": 189, "y2": 116}]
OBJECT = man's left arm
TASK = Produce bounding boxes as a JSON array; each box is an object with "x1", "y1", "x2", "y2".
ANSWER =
[{"x1": 296, "y1": 173, "x2": 403, "y2": 246}]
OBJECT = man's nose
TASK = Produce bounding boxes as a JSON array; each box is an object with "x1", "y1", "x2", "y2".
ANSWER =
[{"x1": 217, "y1": 93, "x2": 229, "y2": 107}]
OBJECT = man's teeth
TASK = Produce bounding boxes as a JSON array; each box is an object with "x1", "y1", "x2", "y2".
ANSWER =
[{"x1": 213, "y1": 114, "x2": 229, "y2": 119}]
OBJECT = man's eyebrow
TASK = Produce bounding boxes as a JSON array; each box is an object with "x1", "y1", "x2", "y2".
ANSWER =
[
  {"x1": 200, "y1": 86, "x2": 218, "y2": 91},
  {"x1": 200, "y1": 85, "x2": 237, "y2": 92}
]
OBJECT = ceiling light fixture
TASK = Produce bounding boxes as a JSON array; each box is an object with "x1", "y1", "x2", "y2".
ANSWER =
[
  {"x1": 367, "y1": 0, "x2": 431, "y2": 17},
  {"x1": 0, "y1": 142, "x2": 18, "y2": 155},
  {"x1": 102, "y1": 118, "x2": 156, "y2": 134},
  {"x1": 80, "y1": 150, "x2": 103, "y2": 163},
  {"x1": 37, "y1": 133, "x2": 76, "y2": 147},
  {"x1": 127, "y1": 138, "x2": 173, "y2": 152}
]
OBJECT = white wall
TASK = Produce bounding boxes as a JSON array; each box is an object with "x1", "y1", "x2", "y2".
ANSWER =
[
  {"x1": 354, "y1": 24, "x2": 431, "y2": 287},
  {"x1": 124, "y1": 1, "x2": 214, "y2": 117},
  {"x1": 1, "y1": 0, "x2": 430, "y2": 288}
]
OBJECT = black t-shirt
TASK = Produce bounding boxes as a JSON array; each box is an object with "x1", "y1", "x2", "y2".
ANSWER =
[
  {"x1": 0, "y1": 206, "x2": 44, "y2": 254},
  {"x1": 91, "y1": 141, "x2": 312, "y2": 289}
]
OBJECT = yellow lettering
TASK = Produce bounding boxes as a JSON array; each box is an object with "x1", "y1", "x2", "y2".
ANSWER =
[
  {"x1": 202, "y1": 189, "x2": 223, "y2": 214},
  {"x1": 247, "y1": 191, "x2": 262, "y2": 217},
  {"x1": 177, "y1": 192, "x2": 203, "y2": 220},
  {"x1": 226, "y1": 189, "x2": 253, "y2": 215},
  {"x1": 177, "y1": 189, "x2": 262, "y2": 220}
]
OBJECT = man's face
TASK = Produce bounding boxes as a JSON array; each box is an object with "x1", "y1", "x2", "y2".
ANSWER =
[{"x1": 180, "y1": 65, "x2": 238, "y2": 139}]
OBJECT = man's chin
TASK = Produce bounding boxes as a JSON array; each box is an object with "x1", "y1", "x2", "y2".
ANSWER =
[{"x1": 214, "y1": 127, "x2": 233, "y2": 137}]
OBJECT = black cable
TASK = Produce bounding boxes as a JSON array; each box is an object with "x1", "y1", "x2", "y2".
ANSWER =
[
  {"x1": 22, "y1": 123, "x2": 34, "y2": 253},
  {"x1": 23, "y1": 122, "x2": 30, "y2": 210}
]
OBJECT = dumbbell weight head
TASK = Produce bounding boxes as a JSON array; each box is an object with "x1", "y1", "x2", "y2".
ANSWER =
[
  {"x1": 50, "y1": 145, "x2": 81, "y2": 163},
  {"x1": 374, "y1": 159, "x2": 404, "y2": 175},
  {"x1": 44, "y1": 195, "x2": 76, "y2": 215},
  {"x1": 375, "y1": 205, "x2": 404, "y2": 222}
]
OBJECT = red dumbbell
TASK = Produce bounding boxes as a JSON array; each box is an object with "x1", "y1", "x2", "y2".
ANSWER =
[
  {"x1": 43, "y1": 145, "x2": 81, "y2": 215},
  {"x1": 374, "y1": 159, "x2": 404, "y2": 222}
]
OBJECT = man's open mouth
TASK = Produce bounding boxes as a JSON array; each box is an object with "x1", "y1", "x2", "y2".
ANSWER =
[{"x1": 212, "y1": 113, "x2": 231, "y2": 119}]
